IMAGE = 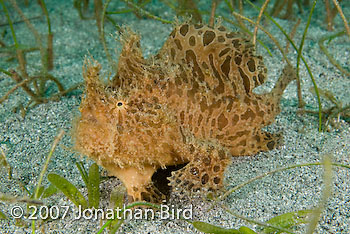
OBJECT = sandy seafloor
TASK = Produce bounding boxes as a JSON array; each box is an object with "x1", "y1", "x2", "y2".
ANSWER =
[{"x1": 0, "y1": 0, "x2": 349, "y2": 233}]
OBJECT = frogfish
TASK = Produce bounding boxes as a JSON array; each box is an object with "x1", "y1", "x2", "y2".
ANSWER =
[{"x1": 73, "y1": 23, "x2": 296, "y2": 202}]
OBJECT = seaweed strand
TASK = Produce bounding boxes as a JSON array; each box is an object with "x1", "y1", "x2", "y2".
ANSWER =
[
  {"x1": 252, "y1": 0, "x2": 270, "y2": 46},
  {"x1": 0, "y1": 0, "x2": 18, "y2": 47},
  {"x1": 100, "y1": 0, "x2": 117, "y2": 72},
  {"x1": 224, "y1": 0, "x2": 250, "y2": 33},
  {"x1": 285, "y1": 18, "x2": 301, "y2": 54},
  {"x1": 38, "y1": 0, "x2": 54, "y2": 70},
  {"x1": 244, "y1": 0, "x2": 323, "y2": 132},
  {"x1": 220, "y1": 161, "x2": 349, "y2": 201},
  {"x1": 9, "y1": 0, "x2": 47, "y2": 74},
  {"x1": 0, "y1": 0, "x2": 28, "y2": 78},
  {"x1": 0, "y1": 76, "x2": 37, "y2": 104},
  {"x1": 331, "y1": 0, "x2": 350, "y2": 38},
  {"x1": 31, "y1": 130, "x2": 65, "y2": 233},
  {"x1": 230, "y1": 12, "x2": 286, "y2": 62},
  {"x1": 306, "y1": 155, "x2": 333, "y2": 233},
  {"x1": 318, "y1": 30, "x2": 350, "y2": 77},
  {"x1": 121, "y1": 0, "x2": 173, "y2": 24},
  {"x1": 296, "y1": 0, "x2": 318, "y2": 108},
  {"x1": 209, "y1": 0, "x2": 218, "y2": 27}
]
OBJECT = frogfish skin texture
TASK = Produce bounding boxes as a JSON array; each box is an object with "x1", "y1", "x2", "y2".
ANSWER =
[{"x1": 73, "y1": 23, "x2": 296, "y2": 202}]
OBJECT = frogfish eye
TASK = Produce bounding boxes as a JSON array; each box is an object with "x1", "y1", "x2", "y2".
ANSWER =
[{"x1": 115, "y1": 100, "x2": 127, "y2": 109}]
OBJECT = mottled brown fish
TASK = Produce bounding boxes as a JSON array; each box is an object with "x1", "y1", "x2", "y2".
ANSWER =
[{"x1": 73, "y1": 23, "x2": 296, "y2": 202}]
